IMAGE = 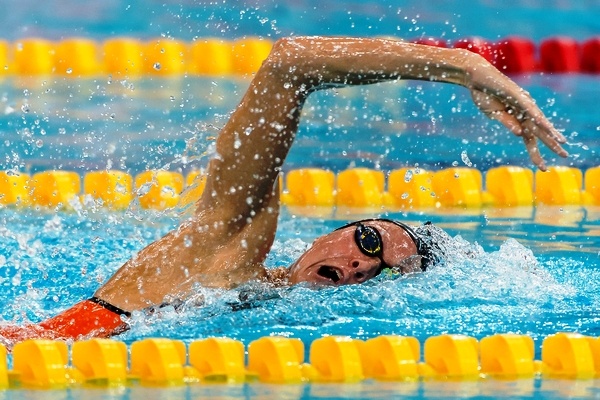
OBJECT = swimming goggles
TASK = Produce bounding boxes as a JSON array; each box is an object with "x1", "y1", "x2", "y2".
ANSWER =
[{"x1": 335, "y1": 218, "x2": 432, "y2": 273}]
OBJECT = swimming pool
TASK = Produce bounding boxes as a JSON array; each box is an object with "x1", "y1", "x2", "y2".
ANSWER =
[
  {"x1": 0, "y1": 74, "x2": 599, "y2": 397},
  {"x1": 1, "y1": 0, "x2": 600, "y2": 398}
]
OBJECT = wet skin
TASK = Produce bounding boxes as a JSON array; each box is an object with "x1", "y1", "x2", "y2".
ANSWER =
[{"x1": 288, "y1": 220, "x2": 421, "y2": 285}]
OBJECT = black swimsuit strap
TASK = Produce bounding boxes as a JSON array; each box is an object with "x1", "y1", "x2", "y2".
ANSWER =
[{"x1": 89, "y1": 296, "x2": 132, "y2": 317}]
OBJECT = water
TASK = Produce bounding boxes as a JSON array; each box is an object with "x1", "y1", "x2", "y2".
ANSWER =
[
  {"x1": 0, "y1": 204, "x2": 598, "y2": 398},
  {"x1": 0, "y1": 74, "x2": 596, "y2": 174},
  {"x1": 3, "y1": 0, "x2": 600, "y2": 42},
  {"x1": 3, "y1": 380, "x2": 600, "y2": 400},
  {"x1": 1, "y1": 205, "x2": 598, "y2": 349}
]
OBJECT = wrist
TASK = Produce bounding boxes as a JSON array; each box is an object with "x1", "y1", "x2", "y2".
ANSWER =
[{"x1": 444, "y1": 48, "x2": 479, "y2": 87}]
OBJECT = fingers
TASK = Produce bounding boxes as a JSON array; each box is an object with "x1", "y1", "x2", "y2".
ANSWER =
[
  {"x1": 488, "y1": 109, "x2": 522, "y2": 136},
  {"x1": 490, "y1": 105, "x2": 569, "y2": 171},
  {"x1": 520, "y1": 122, "x2": 546, "y2": 171},
  {"x1": 524, "y1": 106, "x2": 568, "y2": 145},
  {"x1": 473, "y1": 91, "x2": 523, "y2": 136},
  {"x1": 488, "y1": 95, "x2": 569, "y2": 166},
  {"x1": 521, "y1": 118, "x2": 570, "y2": 171},
  {"x1": 521, "y1": 116, "x2": 569, "y2": 158},
  {"x1": 472, "y1": 87, "x2": 570, "y2": 170}
]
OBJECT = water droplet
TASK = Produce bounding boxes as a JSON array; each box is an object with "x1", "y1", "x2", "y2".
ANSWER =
[
  {"x1": 161, "y1": 186, "x2": 175, "y2": 196},
  {"x1": 404, "y1": 170, "x2": 413, "y2": 182},
  {"x1": 11, "y1": 272, "x2": 21, "y2": 286},
  {"x1": 115, "y1": 183, "x2": 126, "y2": 194},
  {"x1": 137, "y1": 183, "x2": 152, "y2": 196},
  {"x1": 66, "y1": 68, "x2": 73, "y2": 74},
  {"x1": 461, "y1": 150, "x2": 473, "y2": 167},
  {"x1": 153, "y1": 62, "x2": 161, "y2": 70}
]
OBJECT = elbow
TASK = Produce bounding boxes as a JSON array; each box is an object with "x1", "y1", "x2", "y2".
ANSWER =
[
  {"x1": 258, "y1": 37, "x2": 312, "y2": 84},
  {"x1": 267, "y1": 37, "x2": 304, "y2": 64}
]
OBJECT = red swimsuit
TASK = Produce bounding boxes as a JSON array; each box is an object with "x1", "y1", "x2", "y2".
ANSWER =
[{"x1": 0, "y1": 297, "x2": 129, "y2": 344}]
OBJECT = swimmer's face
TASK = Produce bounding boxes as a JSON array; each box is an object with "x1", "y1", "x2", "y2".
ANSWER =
[{"x1": 288, "y1": 220, "x2": 420, "y2": 286}]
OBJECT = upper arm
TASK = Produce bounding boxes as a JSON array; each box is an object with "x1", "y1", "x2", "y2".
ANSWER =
[
  {"x1": 194, "y1": 36, "x2": 477, "y2": 228},
  {"x1": 196, "y1": 39, "x2": 309, "y2": 229}
]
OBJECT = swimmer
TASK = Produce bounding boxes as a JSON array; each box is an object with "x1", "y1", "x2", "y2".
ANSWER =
[{"x1": 0, "y1": 36, "x2": 567, "y2": 344}]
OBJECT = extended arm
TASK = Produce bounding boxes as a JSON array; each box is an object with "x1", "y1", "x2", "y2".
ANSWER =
[{"x1": 202, "y1": 36, "x2": 566, "y2": 223}]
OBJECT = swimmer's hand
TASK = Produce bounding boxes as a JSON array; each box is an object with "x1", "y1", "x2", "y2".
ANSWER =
[{"x1": 466, "y1": 55, "x2": 568, "y2": 171}]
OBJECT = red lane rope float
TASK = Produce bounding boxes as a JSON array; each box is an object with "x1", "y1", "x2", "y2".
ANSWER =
[
  {"x1": 494, "y1": 36, "x2": 537, "y2": 74},
  {"x1": 413, "y1": 36, "x2": 600, "y2": 74},
  {"x1": 582, "y1": 37, "x2": 600, "y2": 73},
  {"x1": 540, "y1": 37, "x2": 581, "y2": 73}
]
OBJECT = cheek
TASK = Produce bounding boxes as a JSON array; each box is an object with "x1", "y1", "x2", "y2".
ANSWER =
[
  {"x1": 289, "y1": 265, "x2": 315, "y2": 284},
  {"x1": 289, "y1": 259, "x2": 310, "y2": 281}
]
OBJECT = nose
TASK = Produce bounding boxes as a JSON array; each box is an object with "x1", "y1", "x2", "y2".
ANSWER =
[{"x1": 349, "y1": 258, "x2": 379, "y2": 283}]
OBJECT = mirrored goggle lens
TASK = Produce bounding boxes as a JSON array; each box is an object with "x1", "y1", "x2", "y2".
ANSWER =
[{"x1": 355, "y1": 224, "x2": 382, "y2": 256}]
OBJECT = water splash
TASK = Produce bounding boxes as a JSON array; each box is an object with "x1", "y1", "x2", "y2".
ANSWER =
[{"x1": 114, "y1": 232, "x2": 585, "y2": 347}]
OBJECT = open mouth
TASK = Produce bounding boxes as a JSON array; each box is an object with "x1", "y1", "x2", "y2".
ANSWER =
[{"x1": 317, "y1": 265, "x2": 342, "y2": 283}]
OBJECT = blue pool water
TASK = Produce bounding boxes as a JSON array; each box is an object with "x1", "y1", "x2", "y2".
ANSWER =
[
  {"x1": 1, "y1": 74, "x2": 596, "y2": 174},
  {"x1": 1, "y1": 204, "x2": 599, "y2": 346},
  {"x1": 0, "y1": 205, "x2": 599, "y2": 399},
  {"x1": 4, "y1": 0, "x2": 600, "y2": 42},
  {"x1": 0, "y1": 0, "x2": 600, "y2": 398}
]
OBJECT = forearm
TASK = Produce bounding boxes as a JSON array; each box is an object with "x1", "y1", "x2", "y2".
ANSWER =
[{"x1": 274, "y1": 36, "x2": 477, "y2": 89}]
